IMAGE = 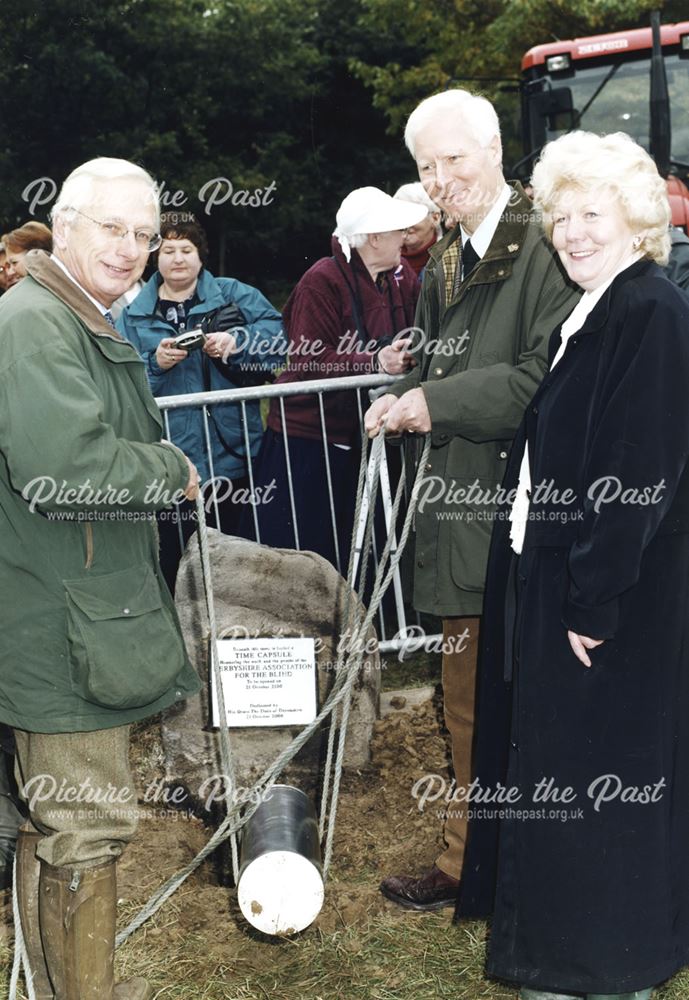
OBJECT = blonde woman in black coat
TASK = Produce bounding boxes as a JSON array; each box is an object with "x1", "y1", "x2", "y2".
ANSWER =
[{"x1": 459, "y1": 132, "x2": 689, "y2": 1000}]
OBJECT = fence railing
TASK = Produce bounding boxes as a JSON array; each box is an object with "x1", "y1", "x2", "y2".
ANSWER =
[{"x1": 157, "y1": 373, "x2": 442, "y2": 657}]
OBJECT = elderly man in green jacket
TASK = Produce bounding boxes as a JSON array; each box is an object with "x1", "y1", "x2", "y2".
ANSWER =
[
  {"x1": 0, "y1": 158, "x2": 201, "y2": 998},
  {"x1": 366, "y1": 88, "x2": 579, "y2": 910}
]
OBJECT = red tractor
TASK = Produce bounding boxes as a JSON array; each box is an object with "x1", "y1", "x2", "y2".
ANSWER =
[{"x1": 518, "y1": 15, "x2": 689, "y2": 230}]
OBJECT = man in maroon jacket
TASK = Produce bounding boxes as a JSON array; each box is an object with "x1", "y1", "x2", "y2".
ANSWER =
[{"x1": 248, "y1": 186, "x2": 425, "y2": 571}]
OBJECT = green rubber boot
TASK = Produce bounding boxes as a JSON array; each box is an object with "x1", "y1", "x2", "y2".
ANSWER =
[{"x1": 39, "y1": 858, "x2": 153, "y2": 999}]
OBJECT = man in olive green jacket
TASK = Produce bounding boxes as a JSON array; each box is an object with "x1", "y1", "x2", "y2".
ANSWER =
[
  {"x1": 366, "y1": 89, "x2": 579, "y2": 910},
  {"x1": 0, "y1": 158, "x2": 201, "y2": 999}
]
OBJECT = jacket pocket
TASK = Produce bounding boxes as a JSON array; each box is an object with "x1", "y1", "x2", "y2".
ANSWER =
[
  {"x1": 448, "y1": 477, "x2": 500, "y2": 593},
  {"x1": 63, "y1": 563, "x2": 187, "y2": 710}
]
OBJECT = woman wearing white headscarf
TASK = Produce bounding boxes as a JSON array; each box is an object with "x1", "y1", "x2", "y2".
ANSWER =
[{"x1": 248, "y1": 186, "x2": 424, "y2": 569}]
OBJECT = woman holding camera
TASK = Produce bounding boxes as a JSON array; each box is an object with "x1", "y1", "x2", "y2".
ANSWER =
[{"x1": 118, "y1": 215, "x2": 284, "y2": 590}]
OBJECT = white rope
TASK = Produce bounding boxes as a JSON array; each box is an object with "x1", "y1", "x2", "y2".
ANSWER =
[
  {"x1": 194, "y1": 492, "x2": 240, "y2": 883},
  {"x1": 118, "y1": 430, "x2": 430, "y2": 944},
  {"x1": 8, "y1": 430, "x2": 431, "y2": 985},
  {"x1": 321, "y1": 434, "x2": 429, "y2": 873},
  {"x1": 9, "y1": 852, "x2": 37, "y2": 1000}
]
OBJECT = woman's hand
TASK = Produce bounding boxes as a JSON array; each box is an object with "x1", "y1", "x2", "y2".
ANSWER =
[
  {"x1": 156, "y1": 337, "x2": 189, "y2": 371},
  {"x1": 203, "y1": 331, "x2": 238, "y2": 362},
  {"x1": 567, "y1": 630, "x2": 605, "y2": 668},
  {"x1": 378, "y1": 338, "x2": 416, "y2": 375}
]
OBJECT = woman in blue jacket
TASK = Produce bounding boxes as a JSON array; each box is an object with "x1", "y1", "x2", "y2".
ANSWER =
[{"x1": 118, "y1": 215, "x2": 284, "y2": 590}]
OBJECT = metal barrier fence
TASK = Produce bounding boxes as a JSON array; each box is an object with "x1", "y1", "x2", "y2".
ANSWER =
[{"x1": 157, "y1": 373, "x2": 442, "y2": 657}]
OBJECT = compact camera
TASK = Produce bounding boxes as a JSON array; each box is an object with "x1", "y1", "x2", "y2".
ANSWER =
[{"x1": 173, "y1": 328, "x2": 206, "y2": 352}]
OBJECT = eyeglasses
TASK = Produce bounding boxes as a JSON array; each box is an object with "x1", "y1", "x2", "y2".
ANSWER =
[{"x1": 71, "y1": 209, "x2": 162, "y2": 252}]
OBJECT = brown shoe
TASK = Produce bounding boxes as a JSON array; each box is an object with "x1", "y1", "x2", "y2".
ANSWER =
[{"x1": 379, "y1": 864, "x2": 459, "y2": 911}]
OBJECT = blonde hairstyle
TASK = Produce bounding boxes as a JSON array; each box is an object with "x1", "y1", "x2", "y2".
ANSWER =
[
  {"x1": 531, "y1": 131, "x2": 671, "y2": 264},
  {"x1": 404, "y1": 89, "x2": 501, "y2": 159}
]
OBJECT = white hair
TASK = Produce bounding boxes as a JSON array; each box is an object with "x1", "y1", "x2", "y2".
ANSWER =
[
  {"x1": 52, "y1": 157, "x2": 160, "y2": 227},
  {"x1": 394, "y1": 182, "x2": 442, "y2": 237},
  {"x1": 394, "y1": 182, "x2": 440, "y2": 214},
  {"x1": 405, "y1": 89, "x2": 501, "y2": 159},
  {"x1": 342, "y1": 232, "x2": 369, "y2": 249}
]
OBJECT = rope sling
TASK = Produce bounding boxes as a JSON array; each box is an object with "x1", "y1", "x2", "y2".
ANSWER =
[{"x1": 10, "y1": 428, "x2": 431, "y2": 998}]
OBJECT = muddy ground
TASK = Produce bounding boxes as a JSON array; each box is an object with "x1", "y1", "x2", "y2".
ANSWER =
[
  {"x1": 4, "y1": 691, "x2": 687, "y2": 998},
  {"x1": 1, "y1": 689, "x2": 507, "y2": 999}
]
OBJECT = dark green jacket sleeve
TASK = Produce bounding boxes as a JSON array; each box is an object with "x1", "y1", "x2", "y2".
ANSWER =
[{"x1": 0, "y1": 339, "x2": 189, "y2": 514}]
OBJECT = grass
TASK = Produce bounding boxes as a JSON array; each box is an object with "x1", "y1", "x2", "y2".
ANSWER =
[{"x1": 5, "y1": 890, "x2": 689, "y2": 1000}]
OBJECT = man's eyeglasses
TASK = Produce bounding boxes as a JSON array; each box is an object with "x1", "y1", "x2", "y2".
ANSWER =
[{"x1": 71, "y1": 209, "x2": 162, "y2": 252}]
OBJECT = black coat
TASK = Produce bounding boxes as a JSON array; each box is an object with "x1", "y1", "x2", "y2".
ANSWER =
[{"x1": 457, "y1": 259, "x2": 689, "y2": 994}]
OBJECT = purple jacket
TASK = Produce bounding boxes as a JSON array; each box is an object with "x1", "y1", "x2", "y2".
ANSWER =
[{"x1": 267, "y1": 237, "x2": 419, "y2": 445}]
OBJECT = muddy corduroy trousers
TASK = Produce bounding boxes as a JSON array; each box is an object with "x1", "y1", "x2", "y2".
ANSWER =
[
  {"x1": 435, "y1": 616, "x2": 481, "y2": 880},
  {"x1": 13, "y1": 726, "x2": 138, "y2": 868}
]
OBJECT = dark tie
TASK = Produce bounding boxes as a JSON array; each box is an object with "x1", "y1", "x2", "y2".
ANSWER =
[
  {"x1": 462, "y1": 239, "x2": 480, "y2": 279},
  {"x1": 104, "y1": 311, "x2": 117, "y2": 329}
]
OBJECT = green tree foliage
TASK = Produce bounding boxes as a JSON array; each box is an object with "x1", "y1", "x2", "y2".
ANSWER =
[
  {"x1": 351, "y1": 0, "x2": 688, "y2": 171},
  {"x1": 0, "y1": 0, "x2": 327, "y2": 288},
  {"x1": 0, "y1": 0, "x2": 686, "y2": 290},
  {"x1": 0, "y1": 0, "x2": 418, "y2": 292}
]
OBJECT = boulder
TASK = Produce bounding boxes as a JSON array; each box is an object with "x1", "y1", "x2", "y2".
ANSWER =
[{"x1": 161, "y1": 532, "x2": 381, "y2": 816}]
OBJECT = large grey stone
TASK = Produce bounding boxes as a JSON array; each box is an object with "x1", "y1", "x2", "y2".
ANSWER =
[{"x1": 161, "y1": 532, "x2": 381, "y2": 812}]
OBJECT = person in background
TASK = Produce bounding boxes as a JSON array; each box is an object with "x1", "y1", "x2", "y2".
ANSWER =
[
  {"x1": 0, "y1": 156, "x2": 200, "y2": 1000},
  {"x1": 118, "y1": 215, "x2": 285, "y2": 592},
  {"x1": 246, "y1": 186, "x2": 424, "y2": 572},
  {"x1": 394, "y1": 182, "x2": 442, "y2": 277},
  {"x1": 0, "y1": 244, "x2": 9, "y2": 294},
  {"x1": 1, "y1": 221, "x2": 52, "y2": 288},
  {"x1": 365, "y1": 88, "x2": 578, "y2": 912},
  {"x1": 665, "y1": 223, "x2": 689, "y2": 290},
  {"x1": 459, "y1": 130, "x2": 689, "y2": 1000}
]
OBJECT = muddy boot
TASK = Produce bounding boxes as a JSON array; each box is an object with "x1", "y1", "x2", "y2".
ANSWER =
[
  {"x1": 15, "y1": 830, "x2": 53, "y2": 1000},
  {"x1": 39, "y1": 858, "x2": 152, "y2": 999}
]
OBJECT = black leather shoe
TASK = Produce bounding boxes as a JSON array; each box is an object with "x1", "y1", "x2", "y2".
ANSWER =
[{"x1": 379, "y1": 864, "x2": 459, "y2": 911}]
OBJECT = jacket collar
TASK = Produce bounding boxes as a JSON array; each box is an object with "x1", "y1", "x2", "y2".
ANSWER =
[
  {"x1": 562, "y1": 257, "x2": 661, "y2": 340},
  {"x1": 25, "y1": 250, "x2": 126, "y2": 340},
  {"x1": 427, "y1": 182, "x2": 534, "y2": 294},
  {"x1": 125, "y1": 267, "x2": 218, "y2": 319}
]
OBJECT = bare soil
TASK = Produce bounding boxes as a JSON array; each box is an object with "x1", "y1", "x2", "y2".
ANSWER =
[{"x1": 118, "y1": 693, "x2": 451, "y2": 937}]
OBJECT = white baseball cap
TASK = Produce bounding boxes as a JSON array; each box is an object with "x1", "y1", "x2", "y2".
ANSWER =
[{"x1": 333, "y1": 186, "x2": 427, "y2": 261}]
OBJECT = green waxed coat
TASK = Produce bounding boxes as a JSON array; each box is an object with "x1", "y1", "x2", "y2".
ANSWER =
[
  {"x1": 391, "y1": 185, "x2": 580, "y2": 618},
  {"x1": 0, "y1": 252, "x2": 201, "y2": 733}
]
